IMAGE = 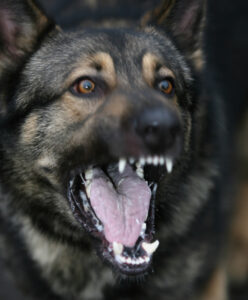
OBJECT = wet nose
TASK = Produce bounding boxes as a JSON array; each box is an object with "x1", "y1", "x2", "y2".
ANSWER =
[{"x1": 135, "y1": 107, "x2": 181, "y2": 153}]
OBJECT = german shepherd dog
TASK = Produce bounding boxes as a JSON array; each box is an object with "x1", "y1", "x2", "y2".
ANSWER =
[{"x1": 0, "y1": 0, "x2": 231, "y2": 299}]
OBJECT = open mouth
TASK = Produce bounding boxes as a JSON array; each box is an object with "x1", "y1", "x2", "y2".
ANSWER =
[{"x1": 68, "y1": 156, "x2": 173, "y2": 276}]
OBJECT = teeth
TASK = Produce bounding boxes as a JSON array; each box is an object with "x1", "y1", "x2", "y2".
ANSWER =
[
  {"x1": 113, "y1": 242, "x2": 124, "y2": 256},
  {"x1": 85, "y1": 183, "x2": 91, "y2": 197},
  {"x1": 153, "y1": 156, "x2": 159, "y2": 166},
  {"x1": 139, "y1": 157, "x2": 145, "y2": 166},
  {"x1": 165, "y1": 158, "x2": 173, "y2": 173},
  {"x1": 121, "y1": 156, "x2": 174, "y2": 174},
  {"x1": 139, "y1": 257, "x2": 144, "y2": 264},
  {"x1": 127, "y1": 257, "x2": 132, "y2": 264},
  {"x1": 159, "y1": 156, "x2": 164, "y2": 165},
  {"x1": 142, "y1": 240, "x2": 160, "y2": 255},
  {"x1": 136, "y1": 167, "x2": 144, "y2": 179},
  {"x1": 115, "y1": 253, "x2": 150, "y2": 265},
  {"x1": 118, "y1": 158, "x2": 126, "y2": 174},
  {"x1": 147, "y1": 156, "x2": 152, "y2": 164},
  {"x1": 140, "y1": 222, "x2": 146, "y2": 238},
  {"x1": 85, "y1": 168, "x2": 93, "y2": 181},
  {"x1": 142, "y1": 222, "x2": 147, "y2": 231},
  {"x1": 144, "y1": 256, "x2": 150, "y2": 263}
]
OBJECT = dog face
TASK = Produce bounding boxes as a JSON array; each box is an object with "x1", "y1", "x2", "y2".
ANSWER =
[{"x1": 0, "y1": 0, "x2": 205, "y2": 277}]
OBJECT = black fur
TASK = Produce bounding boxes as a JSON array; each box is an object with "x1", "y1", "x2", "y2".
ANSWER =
[{"x1": 0, "y1": 1, "x2": 232, "y2": 299}]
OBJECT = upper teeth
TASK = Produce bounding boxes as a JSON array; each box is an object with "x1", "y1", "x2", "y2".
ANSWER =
[
  {"x1": 118, "y1": 158, "x2": 126, "y2": 173},
  {"x1": 118, "y1": 156, "x2": 174, "y2": 174},
  {"x1": 85, "y1": 168, "x2": 93, "y2": 181},
  {"x1": 165, "y1": 158, "x2": 173, "y2": 173}
]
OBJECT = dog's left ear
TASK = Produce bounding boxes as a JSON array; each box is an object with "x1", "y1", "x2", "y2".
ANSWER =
[{"x1": 141, "y1": 0, "x2": 206, "y2": 69}]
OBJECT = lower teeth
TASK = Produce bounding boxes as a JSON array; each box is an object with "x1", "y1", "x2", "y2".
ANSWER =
[{"x1": 115, "y1": 254, "x2": 150, "y2": 265}]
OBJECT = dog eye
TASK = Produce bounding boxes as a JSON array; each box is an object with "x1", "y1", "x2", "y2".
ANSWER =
[
  {"x1": 73, "y1": 78, "x2": 95, "y2": 95},
  {"x1": 157, "y1": 79, "x2": 174, "y2": 95}
]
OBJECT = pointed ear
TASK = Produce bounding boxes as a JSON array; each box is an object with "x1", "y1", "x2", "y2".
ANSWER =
[
  {"x1": 0, "y1": 0, "x2": 54, "y2": 73},
  {"x1": 141, "y1": 0, "x2": 206, "y2": 69}
]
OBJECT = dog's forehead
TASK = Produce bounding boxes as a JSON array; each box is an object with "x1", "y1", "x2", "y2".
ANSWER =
[
  {"x1": 35, "y1": 28, "x2": 179, "y2": 71},
  {"x1": 19, "y1": 28, "x2": 190, "y2": 106}
]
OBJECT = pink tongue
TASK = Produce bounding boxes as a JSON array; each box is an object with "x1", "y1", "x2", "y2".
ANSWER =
[{"x1": 89, "y1": 165, "x2": 151, "y2": 247}]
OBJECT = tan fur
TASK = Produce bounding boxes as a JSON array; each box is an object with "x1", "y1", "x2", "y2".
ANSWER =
[
  {"x1": 142, "y1": 52, "x2": 175, "y2": 86},
  {"x1": 27, "y1": 0, "x2": 50, "y2": 33},
  {"x1": 228, "y1": 182, "x2": 248, "y2": 283},
  {"x1": 190, "y1": 49, "x2": 205, "y2": 71},
  {"x1": 60, "y1": 93, "x2": 101, "y2": 121},
  {"x1": 21, "y1": 113, "x2": 39, "y2": 144},
  {"x1": 140, "y1": 0, "x2": 176, "y2": 27},
  {"x1": 200, "y1": 265, "x2": 228, "y2": 300},
  {"x1": 228, "y1": 110, "x2": 248, "y2": 284},
  {"x1": 67, "y1": 52, "x2": 116, "y2": 89},
  {"x1": 20, "y1": 217, "x2": 114, "y2": 300},
  {"x1": 142, "y1": 52, "x2": 178, "y2": 105}
]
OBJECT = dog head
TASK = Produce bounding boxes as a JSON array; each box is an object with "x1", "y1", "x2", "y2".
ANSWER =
[{"x1": 0, "y1": 0, "x2": 206, "y2": 277}]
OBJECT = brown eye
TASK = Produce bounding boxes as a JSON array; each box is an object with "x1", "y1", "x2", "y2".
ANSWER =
[
  {"x1": 158, "y1": 79, "x2": 174, "y2": 95},
  {"x1": 74, "y1": 79, "x2": 95, "y2": 94}
]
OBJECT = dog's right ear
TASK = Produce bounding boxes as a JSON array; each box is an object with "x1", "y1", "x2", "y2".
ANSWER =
[
  {"x1": 141, "y1": 0, "x2": 206, "y2": 70},
  {"x1": 0, "y1": 0, "x2": 54, "y2": 73}
]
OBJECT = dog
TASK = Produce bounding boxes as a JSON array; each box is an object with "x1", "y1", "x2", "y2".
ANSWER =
[{"x1": 0, "y1": 0, "x2": 231, "y2": 299}]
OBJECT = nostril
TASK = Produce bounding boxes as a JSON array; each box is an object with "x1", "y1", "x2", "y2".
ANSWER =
[{"x1": 143, "y1": 121, "x2": 159, "y2": 135}]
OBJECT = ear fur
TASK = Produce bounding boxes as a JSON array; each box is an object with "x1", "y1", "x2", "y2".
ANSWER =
[
  {"x1": 141, "y1": 0, "x2": 206, "y2": 70},
  {"x1": 0, "y1": 0, "x2": 55, "y2": 114},
  {"x1": 0, "y1": 0, "x2": 54, "y2": 72}
]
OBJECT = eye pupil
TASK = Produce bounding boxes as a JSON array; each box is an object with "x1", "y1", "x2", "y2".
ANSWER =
[
  {"x1": 82, "y1": 80, "x2": 92, "y2": 90},
  {"x1": 161, "y1": 81, "x2": 169, "y2": 90},
  {"x1": 74, "y1": 78, "x2": 95, "y2": 94},
  {"x1": 158, "y1": 79, "x2": 174, "y2": 95}
]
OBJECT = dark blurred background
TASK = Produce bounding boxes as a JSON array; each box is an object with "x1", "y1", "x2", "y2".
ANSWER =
[{"x1": 0, "y1": 0, "x2": 247, "y2": 299}]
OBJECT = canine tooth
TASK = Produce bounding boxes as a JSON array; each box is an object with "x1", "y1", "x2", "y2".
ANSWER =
[
  {"x1": 119, "y1": 158, "x2": 126, "y2": 173},
  {"x1": 136, "y1": 167, "x2": 144, "y2": 179},
  {"x1": 85, "y1": 169, "x2": 93, "y2": 181},
  {"x1": 113, "y1": 242, "x2": 124, "y2": 256},
  {"x1": 142, "y1": 240, "x2": 160, "y2": 255},
  {"x1": 153, "y1": 156, "x2": 159, "y2": 166},
  {"x1": 159, "y1": 156, "x2": 165, "y2": 165},
  {"x1": 165, "y1": 158, "x2": 173, "y2": 173},
  {"x1": 139, "y1": 157, "x2": 145, "y2": 166}
]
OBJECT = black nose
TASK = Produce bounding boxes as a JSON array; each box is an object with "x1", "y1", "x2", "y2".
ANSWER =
[{"x1": 135, "y1": 107, "x2": 181, "y2": 153}]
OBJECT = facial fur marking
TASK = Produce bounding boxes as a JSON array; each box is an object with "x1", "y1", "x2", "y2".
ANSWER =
[
  {"x1": 21, "y1": 113, "x2": 39, "y2": 144},
  {"x1": 67, "y1": 52, "x2": 116, "y2": 89},
  {"x1": 142, "y1": 52, "x2": 175, "y2": 87}
]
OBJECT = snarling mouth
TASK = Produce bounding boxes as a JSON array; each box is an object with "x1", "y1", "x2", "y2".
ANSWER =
[{"x1": 68, "y1": 156, "x2": 173, "y2": 275}]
